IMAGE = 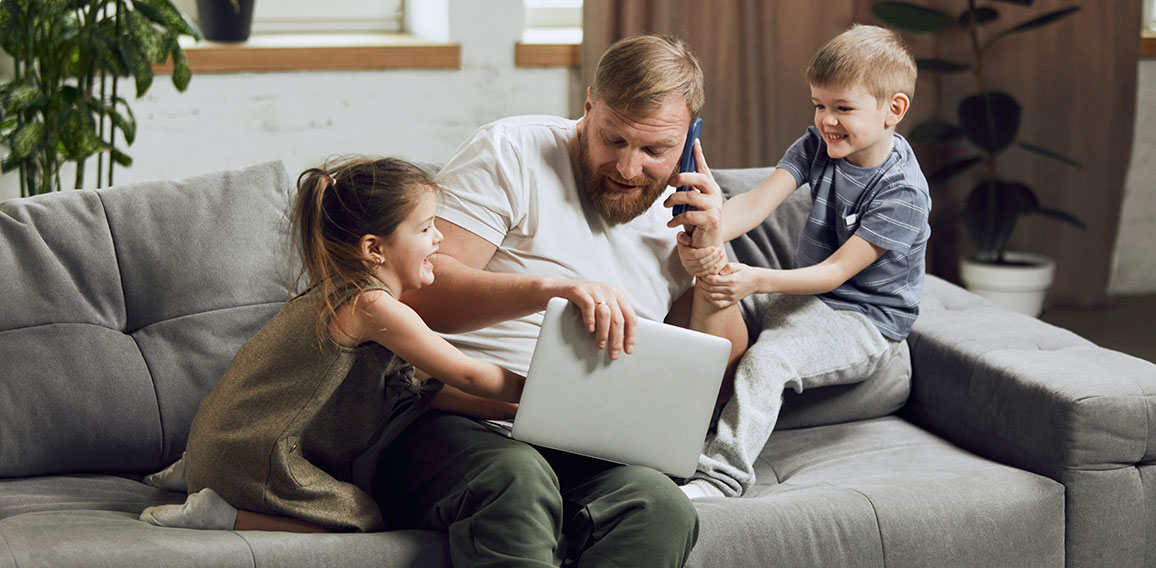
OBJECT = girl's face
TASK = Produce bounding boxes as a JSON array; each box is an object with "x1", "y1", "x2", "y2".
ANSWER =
[{"x1": 375, "y1": 189, "x2": 442, "y2": 294}]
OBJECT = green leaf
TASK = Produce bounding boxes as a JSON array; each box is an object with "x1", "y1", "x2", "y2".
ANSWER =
[
  {"x1": 120, "y1": 39, "x2": 155, "y2": 97},
  {"x1": 126, "y1": 8, "x2": 168, "y2": 63},
  {"x1": 111, "y1": 97, "x2": 137, "y2": 143},
  {"x1": 987, "y1": 7, "x2": 1080, "y2": 50},
  {"x1": 0, "y1": 117, "x2": 17, "y2": 138},
  {"x1": 0, "y1": 0, "x2": 26, "y2": 57},
  {"x1": 132, "y1": 0, "x2": 202, "y2": 40},
  {"x1": 90, "y1": 33, "x2": 130, "y2": 76},
  {"x1": 871, "y1": 2, "x2": 956, "y2": 33},
  {"x1": 1006, "y1": 6, "x2": 1079, "y2": 34},
  {"x1": 9, "y1": 120, "x2": 45, "y2": 161},
  {"x1": 3, "y1": 83, "x2": 44, "y2": 112},
  {"x1": 958, "y1": 6, "x2": 999, "y2": 27},
  {"x1": 1034, "y1": 207, "x2": 1086, "y2": 229},
  {"x1": 109, "y1": 146, "x2": 133, "y2": 166},
  {"x1": 170, "y1": 44, "x2": 192, "y2": 92},
  {"x1": 1016, "y1": 141, "x2": 1080, "y2": 168},
  {"x1": 928, "y1": 155, "x2": 983, "y2": 184},
  {"x1": 906, "y1": 120, "x2": 963, "y2": 143},
  {"x1": 1, "y1": 151, "x2": 22, "y2": 173},
  {"x1": 959, "y1": 91, "x2": 1020, "y2": 155},
  {"x1": 916, "y1": 58, "x2": 970, "y2": 73},
  {"x1": 963, "y1": 179, "x2": 1037, "y2": 255},
  {"x1": 59, "y1": 107, "x2": 106, "y2": 160}
]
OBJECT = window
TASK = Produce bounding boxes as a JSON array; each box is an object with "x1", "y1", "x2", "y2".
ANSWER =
[
  {"x1": 524, "y1": 0, "x2": 581, "y2": 28},
  {"x1": 523, "y1": 0, "x2": 582, "y2": 44},
  {"x1": 169, "y1": 0, "x2": 404, "y2": 35},
  {"x1": 252, "y1": 0, "x2": 404, "y2": 34}
]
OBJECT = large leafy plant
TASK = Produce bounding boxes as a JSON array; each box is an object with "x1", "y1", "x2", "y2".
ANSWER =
[
  {"x1": 0, "y1": 0, "x2": 201, "y2": 197},
  {"x1": 872, "y1": 0, "x2": 1084, "y2": 264}
]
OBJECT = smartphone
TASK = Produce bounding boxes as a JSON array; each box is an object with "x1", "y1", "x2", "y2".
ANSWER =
[{"x1": 672, "y1": 117, "x2": 703, "y2": 217}]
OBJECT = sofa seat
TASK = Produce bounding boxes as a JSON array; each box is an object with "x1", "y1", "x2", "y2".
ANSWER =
[
  {"x1": 0, "y1": 475, "x2": 451, "y2": 568},
  {"x1": 688, "y1": 416, "x2": 1064, "y2": 567},
  {"x1": 0, "y1": 416, "x2": 1062, "y2": 568}
]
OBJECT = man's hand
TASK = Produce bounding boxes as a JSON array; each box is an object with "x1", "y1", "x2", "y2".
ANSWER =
[
  {"x1": 698, "y1": 263, "x2": 765, "y2": 308},
  {"x1": 665, "y1": 139, "x2": 725, "y2": 251},
  {"x1": 546, "y1": 279, "x2": 638, "y2": 360}
]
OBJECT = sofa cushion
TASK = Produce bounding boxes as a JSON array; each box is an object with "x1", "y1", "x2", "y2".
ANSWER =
[
  {"x1": 687, "y1": 416, "x2": 1065, "y2": 567},
  {"x1": 0, "y1": 474, "x2": 451, "y2": 568},
  {"x1": 0, "y1": 161, "x2": 295, "y2": 478}
]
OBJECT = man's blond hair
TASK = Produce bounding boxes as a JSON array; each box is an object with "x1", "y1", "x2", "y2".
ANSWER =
[
  {"x1": 806, "y1": 24, "x2": 917, "y2": 105},
  {"x1": 591, "y1": 34, "x2": 705, "y2": 118}
]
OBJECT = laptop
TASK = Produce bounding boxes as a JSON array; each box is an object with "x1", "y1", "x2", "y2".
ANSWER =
[{"x1": 510, "y1": 297, "x2": 731, "y2": 478}]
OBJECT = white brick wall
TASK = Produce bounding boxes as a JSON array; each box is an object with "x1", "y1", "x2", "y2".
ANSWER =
[{"x1": 2, "y1": 4, "x2": 1154, "y2": 293}]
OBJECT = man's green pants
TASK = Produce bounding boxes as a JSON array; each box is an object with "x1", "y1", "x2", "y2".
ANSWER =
[{"x1": 374, "y1": 411, "x2": 699, "y2": 567}]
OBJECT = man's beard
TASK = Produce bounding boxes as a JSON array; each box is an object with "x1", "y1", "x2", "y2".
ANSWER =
[{"x1": 578, "y1": 127, "x2": 670, "y2": 224}]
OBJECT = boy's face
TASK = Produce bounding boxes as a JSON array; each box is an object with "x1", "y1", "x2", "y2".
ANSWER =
[{"x1": 810, "y1": 81, "x2": 908, "y2": 168}]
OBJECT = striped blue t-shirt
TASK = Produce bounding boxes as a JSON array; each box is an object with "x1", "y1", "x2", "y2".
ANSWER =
[{"x1": 776, "y1": 126, "x2": 931, "y2": 341}]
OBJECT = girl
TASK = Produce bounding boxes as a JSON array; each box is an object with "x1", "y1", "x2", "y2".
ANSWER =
[{"x1": 140, "y1": 157, "x2": 523, "y2": 533}]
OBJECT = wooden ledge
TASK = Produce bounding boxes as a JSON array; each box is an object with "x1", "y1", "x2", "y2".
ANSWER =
[
  {"x1": 1143, "y1": 34, "x2": 1156, "y2": 59},
  {"x1": 154, "y1": 34, "x2": 461, "y2": 74},
  {"x1": 515, "y1": 42, "x2": 580, "y2": 68}
]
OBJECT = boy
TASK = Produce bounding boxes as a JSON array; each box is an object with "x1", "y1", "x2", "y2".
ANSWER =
[{"x1": 676, "y1": 24, "x2": 932, "y2": 499}]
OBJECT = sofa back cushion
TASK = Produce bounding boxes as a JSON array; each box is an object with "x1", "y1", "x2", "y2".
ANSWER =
[{"x1": 0, "y1": 161, "x2": 295, "y2": 477}]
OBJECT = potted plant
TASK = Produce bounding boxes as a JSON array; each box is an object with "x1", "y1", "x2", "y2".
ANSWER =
[
  {"x1": 872, "y1": 0, "x2": 1085, "y2": 316},
  {"x1": 0, "y1": 0, "x2": 201, "y2": 197}
]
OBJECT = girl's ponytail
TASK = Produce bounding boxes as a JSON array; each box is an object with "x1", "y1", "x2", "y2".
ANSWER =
[{"x1": 291, "y1": 168, "x2": 345, "y2": 343}]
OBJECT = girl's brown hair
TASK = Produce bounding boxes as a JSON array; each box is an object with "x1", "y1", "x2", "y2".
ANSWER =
[{"x1": 291, "y1": 156, "x2": 436, "y2": 344}]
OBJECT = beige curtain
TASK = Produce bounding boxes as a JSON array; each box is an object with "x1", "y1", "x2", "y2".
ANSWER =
[{"x1": 581, "y1": 0, "x2": 1140, "y2": 307}]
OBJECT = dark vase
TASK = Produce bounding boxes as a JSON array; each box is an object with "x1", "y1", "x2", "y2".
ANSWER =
[{"x1": 196, "y1": 0, "x2": 255, "y2": 42}]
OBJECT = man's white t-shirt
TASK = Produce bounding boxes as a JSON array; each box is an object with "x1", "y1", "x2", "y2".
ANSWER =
[{"x1": 434, "y1": 115, "x2": 694, "y2": 376}]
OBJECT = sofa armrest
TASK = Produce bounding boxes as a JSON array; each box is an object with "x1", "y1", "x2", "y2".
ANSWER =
[
  {"x1": 905, "y1": 276, "x2": 1156, "y2": 477},
  {"x1": 905, "y1": 276, "x2": 1156, "y2": 566}
]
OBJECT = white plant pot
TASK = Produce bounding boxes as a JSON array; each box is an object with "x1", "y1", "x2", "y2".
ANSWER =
[{"x1": 959, "y1": 252, "x2": 1055, "y2": 317}]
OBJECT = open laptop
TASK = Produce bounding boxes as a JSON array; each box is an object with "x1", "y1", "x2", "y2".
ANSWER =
[{"x1": 510, "y1": 297, "x2": 731, "y2": 478}]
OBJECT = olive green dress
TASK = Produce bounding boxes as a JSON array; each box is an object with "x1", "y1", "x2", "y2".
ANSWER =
[{"x1": 184, "y1": 283, "x2": 426, "y2": 532}]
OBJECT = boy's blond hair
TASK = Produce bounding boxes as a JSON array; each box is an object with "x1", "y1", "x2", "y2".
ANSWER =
[
  {"x1": 806, "y1": 24, "x2": 917, "y2": 106},
  {"x1": 592, "y1": 34, "x2": 705, "y2": 118}
]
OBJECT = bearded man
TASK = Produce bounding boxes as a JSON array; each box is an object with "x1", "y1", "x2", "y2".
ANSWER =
[{"x1": 382, "y1": 34, "x2": 748, "y2": 568}]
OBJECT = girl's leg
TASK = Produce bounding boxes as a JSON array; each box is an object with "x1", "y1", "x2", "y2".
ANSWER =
[
  {"x1": 141, "y1": 488, "x2": 331, "y2": 533},
  {"x1": 140, "y1": 488, "x2": 237, "y2": 530},
  {"x1": 233, "y1": 510, "x2": 331, "y2": 533}
]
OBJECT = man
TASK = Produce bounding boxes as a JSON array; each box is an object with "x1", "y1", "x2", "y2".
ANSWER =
[{"x1": 378, "y1": 34, "x2": 748, "y2": 567}]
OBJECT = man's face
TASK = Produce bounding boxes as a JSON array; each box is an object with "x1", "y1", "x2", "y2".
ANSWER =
[{"x1": 578, "y1": 94, "x2": 691, "y2": 224}]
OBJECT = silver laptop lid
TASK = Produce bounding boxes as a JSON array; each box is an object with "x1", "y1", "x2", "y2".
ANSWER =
[{"x1": 511, "y1": 297, "x2": 730, "y2": 477}]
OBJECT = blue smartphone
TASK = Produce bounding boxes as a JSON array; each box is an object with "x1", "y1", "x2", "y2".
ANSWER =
[{"x1": 672, "y1": 117, "x2": 703, "y2": 217}]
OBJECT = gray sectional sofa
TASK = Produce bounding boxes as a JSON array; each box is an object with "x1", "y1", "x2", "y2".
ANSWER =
[{"x1": 2, "y1": 160, "x2": 1154, "y2": 567}]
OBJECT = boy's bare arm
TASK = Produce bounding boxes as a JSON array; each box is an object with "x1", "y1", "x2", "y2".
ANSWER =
[
  {"x1": 698, "y1": 235, "x2": 885, "y2": 307},
  {"x1": 719, "y1": 168, "x2": 798, "y2": 242}
]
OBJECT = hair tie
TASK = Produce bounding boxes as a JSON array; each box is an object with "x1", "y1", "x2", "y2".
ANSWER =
[{"x1": 326, "y1": 174, "x2": 338, "y2": 189}]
